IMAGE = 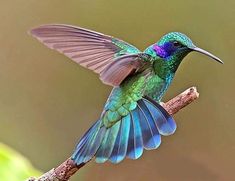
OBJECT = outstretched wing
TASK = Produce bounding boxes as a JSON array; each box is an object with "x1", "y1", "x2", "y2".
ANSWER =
[{"x1": 30, "y1": 24, "x2": 141, "y2": 75}]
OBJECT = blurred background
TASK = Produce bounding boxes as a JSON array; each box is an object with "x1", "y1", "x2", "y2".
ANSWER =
[{"x1": 0, "y1": 0, "x2": 234, "y2": 180}]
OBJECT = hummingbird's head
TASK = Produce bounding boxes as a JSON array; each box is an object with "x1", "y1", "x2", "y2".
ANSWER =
[{"x1": 152, "y1": 32, "x2": 223, "y2": 66}]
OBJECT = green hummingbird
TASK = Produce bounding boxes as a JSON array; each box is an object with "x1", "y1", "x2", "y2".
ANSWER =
[{"x1": 30, "y1": 24, "x2": 223, "y2": 165}]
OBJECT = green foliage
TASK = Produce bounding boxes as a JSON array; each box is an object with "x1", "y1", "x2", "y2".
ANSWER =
[{"x1": 0, "y1": 143, "x2": 41, "y2": 181}]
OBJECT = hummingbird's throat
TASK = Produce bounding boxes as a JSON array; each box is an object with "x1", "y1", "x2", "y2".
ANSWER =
[{"x1": 153, "y1": 56, "x2": 183, "y2": 80}]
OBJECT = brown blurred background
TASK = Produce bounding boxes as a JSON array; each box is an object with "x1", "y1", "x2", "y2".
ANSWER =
[{"x1": 0, "y1": 0, "x2": 234, "y2": 180}]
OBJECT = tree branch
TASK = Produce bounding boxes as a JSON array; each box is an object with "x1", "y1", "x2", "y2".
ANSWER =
[{"x1": 27, "y1": 86, "x2": 199, "y2": 181}]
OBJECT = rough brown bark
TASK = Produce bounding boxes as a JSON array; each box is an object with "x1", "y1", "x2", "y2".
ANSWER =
[{"x1": 27, "y1": 86, "x2": 199, "y2": 181}]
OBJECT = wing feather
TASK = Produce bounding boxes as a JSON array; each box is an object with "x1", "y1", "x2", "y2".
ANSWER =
[
  {"x1": 100, "y1": 54, "x2": 149, "y2": 86},
  {"x1": 30, "y1": 24, "x2": 145, "y2": 86},
  {"x1": 30, "y1": 24, "x2": 141, "y2": 79}
]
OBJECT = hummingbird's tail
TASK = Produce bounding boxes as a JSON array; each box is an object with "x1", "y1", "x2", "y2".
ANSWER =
[
  {"x1": 71, "y1": 118, "x2": 105, "y2": 164},
  {"x1": 71, "y1": 97, "x2": 176, "y2": 165}
]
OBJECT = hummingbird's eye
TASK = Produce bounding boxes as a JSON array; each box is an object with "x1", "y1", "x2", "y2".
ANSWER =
[{"x1": 173, "y1": 41, "x2": 182, "y2": 47}]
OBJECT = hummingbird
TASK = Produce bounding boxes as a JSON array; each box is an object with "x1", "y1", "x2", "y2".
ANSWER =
[{"x1": 30, "y1": 24, "x2": 223, "y2": 165}]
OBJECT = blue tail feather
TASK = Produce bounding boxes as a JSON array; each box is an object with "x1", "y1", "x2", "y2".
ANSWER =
[
  {"x1": 137, "y1": 100, "x2": 161, "y2": 150},
  {"x1": 75, "y1": 139, "x2": 92, "y2": 164},
  {"x1": 71, "y1": 97, "x2": 177, "y2": 165},
  {"x1": 95, "y1": 121, "x2": 120, "y2": 163},
  {"x1": 72, "y1": 119, "x2": 104, "y2": 164},
  {"x1": 109, "y1": 114, "x2": 131, "y2": 163},
  {"x1": 72, "y1": 126, "x2": 94, "y2": 162},
  {"x1": 109, "y1": 123, "x2": 122, "y2": 163},
  {"x1": 127, "y1": 108, "x2": 143, "y2": 159},
  {"x1": 143, "y1": 97, "x2": 176, "y2": 135},
  {"x1": 95, "y1": 129, "x2": 111, "y2": 163},
  {"x1": 83, "y1": 126, "x2": 106, "y2": 163},
  {"x1": 74, "y1": 120, "x2": 99, "y2": 153}
]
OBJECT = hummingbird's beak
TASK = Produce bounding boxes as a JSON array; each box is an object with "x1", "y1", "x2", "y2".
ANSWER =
[{"x1": 192, "y1": 47, "x2": 224, "y2": 64}]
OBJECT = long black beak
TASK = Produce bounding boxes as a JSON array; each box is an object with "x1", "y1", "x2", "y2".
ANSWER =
[{"x1": 192, "y1": 47, "x2": 224, "y2": 64}]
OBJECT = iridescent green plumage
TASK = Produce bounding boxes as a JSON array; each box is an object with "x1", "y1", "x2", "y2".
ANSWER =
[
  {"x1": 30, "y1": 24, "x2": 223, "y2": 165},
  {"x1": 102, "y1": 33, "x2": 198, "y2": 128}
]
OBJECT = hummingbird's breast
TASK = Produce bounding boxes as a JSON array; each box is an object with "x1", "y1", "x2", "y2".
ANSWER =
[{"x1": 144, "y1": 73, "x2": 174, "y2": 102}]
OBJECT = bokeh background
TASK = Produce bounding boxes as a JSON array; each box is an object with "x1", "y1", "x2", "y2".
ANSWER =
[{"x1": 0, "y1": 0, "x2": 234, "y2": 180}]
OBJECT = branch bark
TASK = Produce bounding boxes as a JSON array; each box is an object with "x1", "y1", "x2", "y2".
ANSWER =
[{"x1": 27, "y1": 86, "x2": 199, "y2": 181}]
